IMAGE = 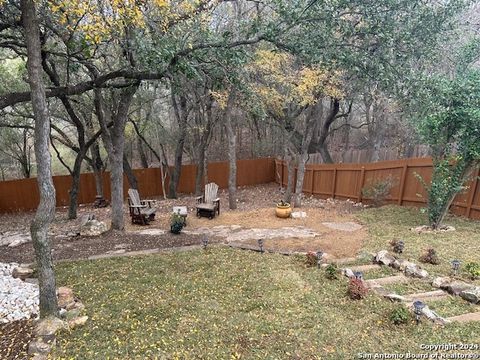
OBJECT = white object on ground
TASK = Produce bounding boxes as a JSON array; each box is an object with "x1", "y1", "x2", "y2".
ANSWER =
[{"x1": 0, "y1": 262, "x2": 39, "y2": 323}]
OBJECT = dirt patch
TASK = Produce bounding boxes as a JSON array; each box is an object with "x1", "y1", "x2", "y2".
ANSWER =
[
  {"x1": 235, "y1": 227, "x2": 365, "y2": 259},
  {"x1": 0, "y1": 319, "x2": 35, "y2": 360},
  {"x1": 0, "y1": 183, "x2": 367, "y2": 262},
  {"x1": 0, "y1": 231, "x2": 217, "y2": 264}
]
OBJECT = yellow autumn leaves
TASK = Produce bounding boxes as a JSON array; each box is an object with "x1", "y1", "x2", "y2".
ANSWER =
[
  {"x1": 210, "y1": 49, "x2": 344, "y2": 114},
  {"x1": 250, "y1": 49, "x2": 344, "y2": 116},
  {"x1": 47, "y1": 0, "x2": 193, "y2": 45}
]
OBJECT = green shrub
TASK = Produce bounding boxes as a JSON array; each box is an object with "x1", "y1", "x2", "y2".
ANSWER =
[
  {"x1": 325, "y1": 263, "x2": 338, "y2": 280},
  {"x1": 170, "y1": 212, "x2": 185, "y2": 234},
  {"x1": 465, "y1": 262, "x2": 480, "y2": 280},
  {"x1": 390, "y1": 305, "x2": 410, "y2": 325}
]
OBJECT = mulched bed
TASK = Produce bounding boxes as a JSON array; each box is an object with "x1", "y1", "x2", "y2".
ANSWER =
[
  {"x1": 0, "y1": 231, "x2": 216, "y2": 264},
  {"x1": 0, "y1": 320, "x2": 35, "y2": 360}
]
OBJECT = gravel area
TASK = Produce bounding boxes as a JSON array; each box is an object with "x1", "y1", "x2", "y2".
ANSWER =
[{"x1": 0, "y1": 263, "x2": 39, "y2": 324}]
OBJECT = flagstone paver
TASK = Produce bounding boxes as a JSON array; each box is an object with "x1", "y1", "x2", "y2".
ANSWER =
[{"x1": 447, "y1": 312, "x2": 480, "y2": 323}]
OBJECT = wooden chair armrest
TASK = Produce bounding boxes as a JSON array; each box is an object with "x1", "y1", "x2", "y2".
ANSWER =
[
  {"x1": 141, "y1": 199, "x2": 156, "y2": 208},
  {"x1": 130, "y1": 204, "x2": 147, "y2": 208},
  {"x1": 195, "y1": 196, "x2": 204, "y2": 203}
]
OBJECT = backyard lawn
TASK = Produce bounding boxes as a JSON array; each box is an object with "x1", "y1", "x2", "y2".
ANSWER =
[{"x1": 51, "y1": 206, "x2": 480, "y2": 359}]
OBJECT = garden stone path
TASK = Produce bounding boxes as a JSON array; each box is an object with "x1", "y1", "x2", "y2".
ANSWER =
[
  {"x1": 403, "y1": 290, "x2": 450, "y2": 303},
  {"x1": 321, "y1": 222, "x2": 362, "y2": 232},
  {"x1": 183, "y1": 225, "x2": 320, "y2": 242},
  {"x1": 447, "y1": 312, "x2": 480, "y2": 323},
  {"x1": 358, "y1": 261, "x2": 480, "y2": 324}
]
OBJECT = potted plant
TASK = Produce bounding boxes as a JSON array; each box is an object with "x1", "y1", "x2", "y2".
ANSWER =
[
  {"x1": 275, "y1": 200, "x2": 292, "y2": 218},
  {"x1": 170, "y1": 212, "x2": 185, "y2": 234}
]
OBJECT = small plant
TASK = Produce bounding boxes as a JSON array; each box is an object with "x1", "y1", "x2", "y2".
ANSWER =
[
  {"x1": 170, "y1": 212, "x2": 185, "y2": 234},
  {"x1": 277, "y1": 200, "x2": 290, "y2": 207},
  {"x1": 305, "y1": 251, "x2": 317, "y2": 267},
  {"x1": 325, "y1": 263, "x2": 338, "y2": 280},
  {"x1": 419, "y1": 248, "x2": 440, "y2": 265},
  {"x1": 465, "y1": 262, "x2": 480, "y2": 280},
  {"x1": 390, "y1": 239, "x2": 404, "y2": 254},
  {"x1": 390, "y1": 305, "x2": 410, "y2": 325},
  {"x1": 347, "y1": 278, "x2": 368, "y2": 300},
  {"x1": 361, "y1": 175, "x2": 396, "y2": 207}
]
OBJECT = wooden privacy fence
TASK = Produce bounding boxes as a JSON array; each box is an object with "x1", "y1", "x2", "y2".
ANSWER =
[
  {"x1": 0, "y1": 158, "x2": 275, "y2": 213},
  {"x1": 275, "y1": 157, "x2": 480, "y2": 220}
]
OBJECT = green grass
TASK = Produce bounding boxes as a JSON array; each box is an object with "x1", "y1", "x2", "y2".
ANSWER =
[
  {"x1": 361, "y1": 266, "x2": 397, "y2": 280},
  {"x1": 381, "y1": 280, "x2": 435, "y2": 295},
  {"x1": 428, "y1": 297, "x2": 480, "y2": 318},
  {"x1": 54, "y1": 247, "x2": 480, "y2": 359},
  {"x1": 357, "y1": 205, "x2": 480, "y2": 285}
]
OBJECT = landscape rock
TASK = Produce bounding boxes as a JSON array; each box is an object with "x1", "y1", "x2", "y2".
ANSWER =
[
  {"x1": 391, "y1": 259, "x2": 410, "y2": 271},
  {"x1": 374, "y1": 250, "x2": 396, "y2": 266},
  {"x1": 438, "y1": 280, "x2": 474, "y2": 296},
  {"x1": 80, "y1": 219, "x2": 108, "y2": 237},
  {"x1": 404, "y1": 263, "x2": 429, "y2": 279},
  {"x1": 12, "y1": 267, "x2": 35, "y2": 281},
  {"x1": 459, "y1": 287, "x2": 480, "y2": 304},
  {"x1": 291, "y1": 211, "x2": 307, "y2": 219},
  {"x1": 432, "y1": 277, "x2": 452, "y2": 288},
  {"x1": 68, "y1": 315, "x2": 88, "y2": 329},
  {"x1": 342, "y1": 268, "x2": 355, "y2": 278},
  {"x1": 420, "y1": 305, "x2": 450, "y2": 325},
  {"x1": 384, "y1": 293, "x2": 406, "y2": 302},
  {"x1": 57, "y1": 287, "x2": 75, "y2": 309},
  {"x1": 34, "y1": 316, "x2": 66, "y2": 337},
  {"x1": 0, "y1": 232, "x2": 31, "y2": 247},
  {"x1": 28, "y1": 338, "x2": 55, "y2": 355}
]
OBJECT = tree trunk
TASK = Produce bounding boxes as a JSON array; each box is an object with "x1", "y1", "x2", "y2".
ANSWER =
[
  {"x1": 137, "y1": 136, "x2": 149, "y2": 168},
  {"x1": 110, "y1": 86, "x2": 138, "y2": 230},
  {"x1": 225, "y1": 95, "x2": 237, "y2": 210},
  {"x1": 21, "y1": 0, "x2": 58, "y2": 318},
  {"x1": 86, "y1": 116, "x2": 105, "y2": 199},
  {"x1": 123, "y1": 155, "x2": 138, "y2": 190},
  {"x1": 308, "y1": 98, "x2": 340, "y2": 163},
  {"x1": 284, "y1": 149, "x2": 295, "y2": 204},
  {"x1": 294, "y1": 117, "x2": 316, "y2": 207},
  {"x1": 168, "y1": 93, "x2": 187, "y2": 199},
  {"x1": 67, "y1": 150, "x2": 87, "y2": 219},
  {"x1": 94, "y1": 85, "x2": 138, "y2": 231},
  {"x1": 194, "y1": 141, "x2": 206, "y2": 196},
  {"x1": 91, "y1": 146, "x2": 104, "y2": 198}
]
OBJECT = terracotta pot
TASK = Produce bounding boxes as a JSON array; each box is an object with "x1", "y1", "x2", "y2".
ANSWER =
[{"x1": 275, "y1": 203, "x2": 292, "y2": 218}]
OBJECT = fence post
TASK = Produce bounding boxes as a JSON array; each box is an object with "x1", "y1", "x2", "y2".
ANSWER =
[
  {"x1": 311, "y1": 169, "x2": 315, "y2": 194},
  {"x1": 281, "y1": 160, "x2": 284, "y2": 187},
  {"x1": 397, "y1": 163, "x2": 408, "y2": 205},
  {"x1": 466, "y1": 168, "x2": 480, "y2": 219},
  {"x1": 357, "y1": 167, "x2": 366, "y2": 202},
  {"x1": 331, "y1": 168, "x2": 337, "y2": 198}
]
